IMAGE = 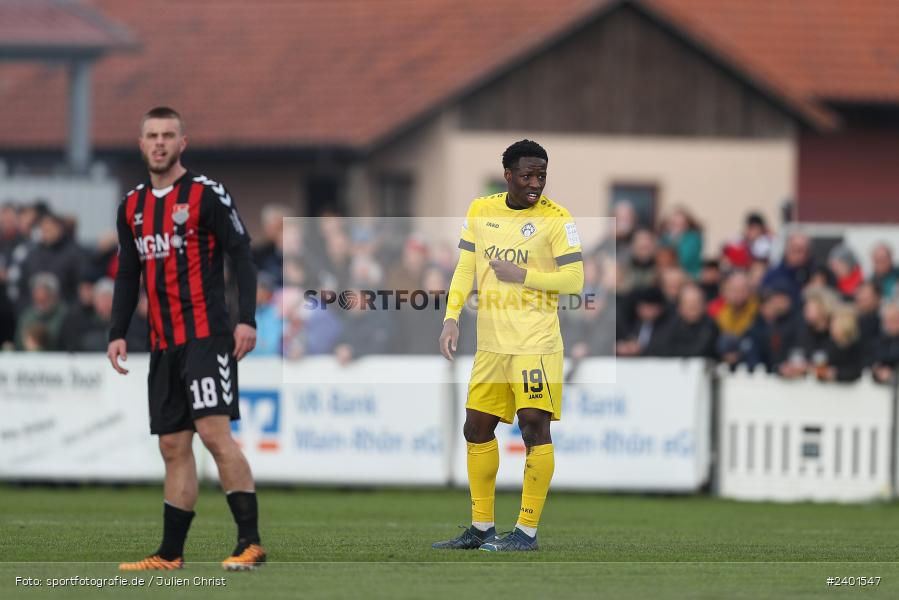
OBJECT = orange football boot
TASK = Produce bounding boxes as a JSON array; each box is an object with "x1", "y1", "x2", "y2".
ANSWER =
[
  {"x1": 119, "y1": 555, "x2": 184, "y2": 571},
  {"x1": 221, "y1": 544, "x2": 267, "y2": 571}
]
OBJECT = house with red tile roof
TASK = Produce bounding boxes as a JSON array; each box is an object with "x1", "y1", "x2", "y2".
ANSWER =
[
  {"x1": 649, "y1": 0, "x2": 899, "y2": 224},
  {"x1": 0, "y1": 0, "x2": 896, "y2": 247}
]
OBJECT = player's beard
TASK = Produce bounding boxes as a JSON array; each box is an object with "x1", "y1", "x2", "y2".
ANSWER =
[{"x1": 142, "y1": 147, "x2": 181, "y2": 175}]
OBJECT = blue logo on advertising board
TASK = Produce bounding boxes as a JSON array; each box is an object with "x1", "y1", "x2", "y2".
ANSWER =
[{"x1": 231, "y1": 389, "x2": 281, "y2": 451}]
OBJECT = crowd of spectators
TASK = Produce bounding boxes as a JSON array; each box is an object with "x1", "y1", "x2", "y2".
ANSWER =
[
  {"x1": 0, "y1": 201, "x2": 138, "y2": 353},
  {"x1": 0, "y1": 200, "x2": 461, "y2": 365},
  {"x1": 271, "y1": 213, "x2": 460, "y2": 364},
  {"x1": 2, "y1": 197, "x2": 899, "y2": 384},
  {"x1": 606, "y1": 202, "x2": 899, "y2": 384}
]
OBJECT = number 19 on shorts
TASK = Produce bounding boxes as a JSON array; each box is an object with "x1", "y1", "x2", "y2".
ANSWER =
[{"x1": 522, "y1": 369, "x2": 544, "y2": 393}]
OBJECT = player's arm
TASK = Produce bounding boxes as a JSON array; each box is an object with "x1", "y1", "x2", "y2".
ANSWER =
[
  {"x1": 108, "y1": 201, "x2": 140, "y2": 374},
  {"x1": 522, "y1": 260, "x2": 584, "y2": 294},
  {"x1": 204, "y1": 187, "x2": 258, "y2": 360},
  {"x1": 522, "y1": 216, "x2": 584, "y2": 295},
  {"x1": 440, "y1": 210, "x2": 477, "y2": 360}
]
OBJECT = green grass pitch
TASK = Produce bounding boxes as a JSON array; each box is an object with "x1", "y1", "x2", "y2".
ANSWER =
[{"x1": 2, "y1": 485, "x2": 899, "y2": 599}]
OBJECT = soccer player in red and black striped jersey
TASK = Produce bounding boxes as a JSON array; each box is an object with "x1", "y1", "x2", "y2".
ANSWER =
[{"x1": 109, "y1": 107, "x2": 265, "y2": 571}]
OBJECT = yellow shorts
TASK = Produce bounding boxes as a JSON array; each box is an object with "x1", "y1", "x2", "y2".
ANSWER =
[{"x1": 466, "y1": 350, "x2": 563, "y2": 424}]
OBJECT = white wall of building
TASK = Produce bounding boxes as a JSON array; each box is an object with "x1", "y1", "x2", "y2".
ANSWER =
[{"x1": 438, "y1": 131, "x2": 796, "y2": 254}]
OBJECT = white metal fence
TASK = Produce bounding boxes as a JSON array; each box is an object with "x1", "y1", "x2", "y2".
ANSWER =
[{"x1": 717, "y1": 370, "x2": 895, "y2": 502}]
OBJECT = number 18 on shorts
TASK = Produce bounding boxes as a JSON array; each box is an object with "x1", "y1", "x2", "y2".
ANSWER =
[{"x1": 147, "y1": 335, "x2": 241, "y2": 435}]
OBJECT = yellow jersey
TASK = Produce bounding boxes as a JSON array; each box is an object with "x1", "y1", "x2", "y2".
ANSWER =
[{"x1": 445, "y1": 193, "x2": 584, "y2": 355}]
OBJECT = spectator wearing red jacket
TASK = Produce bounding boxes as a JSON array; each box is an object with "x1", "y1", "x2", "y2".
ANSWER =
[
  {"x1": 721, "y1": 212, "x2": 773, "y2": 269},
  {"x1": 828, "y1": 244, "x2": 863, "y2": 298}
]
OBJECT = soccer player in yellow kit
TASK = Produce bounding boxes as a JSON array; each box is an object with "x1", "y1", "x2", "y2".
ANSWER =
[{"x1": 432, "y1": 140, "x2": 583, "y2": 551}]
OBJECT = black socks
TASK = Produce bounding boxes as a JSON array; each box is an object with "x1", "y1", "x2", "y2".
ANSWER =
[
  {"x1": 155, "y1": 493, "x2": 259, "y2": 559},
  {"x1": 157, "y1": 502, "x2": 195, "y2": 560},
  {"x1": 226, "y1": 491, "x2": 261, "y2": 552}
]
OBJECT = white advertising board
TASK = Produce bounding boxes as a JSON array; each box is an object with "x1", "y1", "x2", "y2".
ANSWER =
[
  {"x1": 0, "y1": 353, "x2": 163, "y2": 480},
  {"x1": 450, "y1": 357, "x2": 711, "y2": 491},
  {"x1": 204, "y1": 357, "x2": 449, "y2": 485},
  {"x1": 0, "y1": 355, "x2": 449, "y2": 485}
]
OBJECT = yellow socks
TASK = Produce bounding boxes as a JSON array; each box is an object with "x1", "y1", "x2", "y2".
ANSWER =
[
  {"x1": 468, "y1": 439, "x2": 554, "y2": 535},
  {"x1": 517, "y1": 443, "x2": 554, "y2": 532},
  {"x1": 467, "y1": 438, "x2": 499, "y2": 526}
]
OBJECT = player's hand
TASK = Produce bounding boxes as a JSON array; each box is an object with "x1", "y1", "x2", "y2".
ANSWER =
[
  {"x1": 489, "y1": 259, "x2": 526, "y2": 283},
  {"x1": 439, "y1": 319, "x2": 459, "y2": 361},
  {"x1": 107, "y1": 339, "x2": 129, "y2": 375},
  {"x1": 233, "y1": 323, "x2": 257, "y2": 361}
]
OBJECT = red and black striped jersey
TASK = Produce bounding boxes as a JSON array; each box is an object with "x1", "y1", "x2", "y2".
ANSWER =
[{"x1": 109, "y1": 170, "x2": 257, "y2": 350}]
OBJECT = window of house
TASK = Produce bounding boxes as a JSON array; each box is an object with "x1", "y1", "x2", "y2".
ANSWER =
[
  {"x1": 377, "y1": 173, "x2": 413, "y2": 217},
  {"x1": 305, "y1": 175, "x2": 343, "y2": 216},
  {"x1": 610, "y1": 183, "x2": 658, "y2": 228}
]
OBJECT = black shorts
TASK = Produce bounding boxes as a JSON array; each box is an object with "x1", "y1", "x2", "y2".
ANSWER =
[{"x1": 147, "y1": 335, "x2": 240, "y2": 435}]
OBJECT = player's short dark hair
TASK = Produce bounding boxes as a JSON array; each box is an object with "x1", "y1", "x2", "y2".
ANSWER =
[
  {"x1": 141, "y1": 106, "x2": 184, "y2": 132},
  {"x1": 502, "y1": 139, "x2": 548, "y2": 170}
]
